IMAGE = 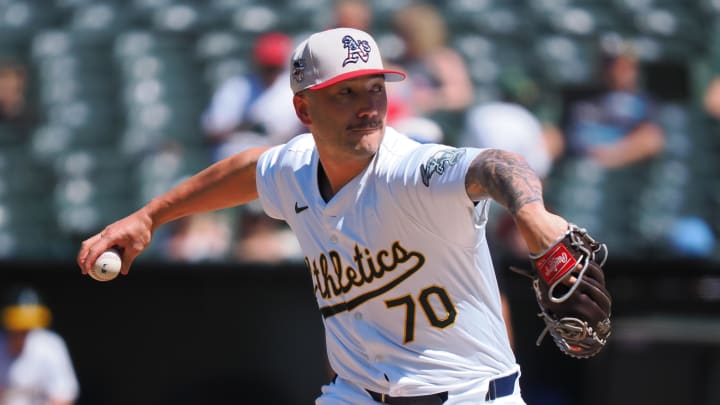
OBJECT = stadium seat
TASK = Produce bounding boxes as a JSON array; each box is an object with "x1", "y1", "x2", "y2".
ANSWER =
[
  {"x1": 0, "y1": 0, "x2": 715, "y2": 263},
  {"x1": 229, "y1": 4, "x2": 281, "y2": 34},
  {"x1": 67, "y1": 1, "x2": 135, "y2": 33},
  {"x1": 134, "y1": 144, "x2": 211, "y2": 205},
  {"x1": 0, "y1": 144, "x2": 64, "y2": 259},
  {"x1": 538, "y1": 3, "x2": 626, "y2": 37},
  {"x1": 534, "y1": 35, "x2": 599, "y2": 87},
  {"x1": 0, "y1": 0, "x2": 61, "y2": 34},
  {"x1": 0, "y1": 146, "x2": 56, "y2": 199}
]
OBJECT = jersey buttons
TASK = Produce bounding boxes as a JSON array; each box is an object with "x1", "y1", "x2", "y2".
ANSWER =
[
  {"x1": 330, "y1": 235, "x2": 338, "y2": 244},
  {"x1": 354, "y1": 312, "x2": 363, "y2": 320}
]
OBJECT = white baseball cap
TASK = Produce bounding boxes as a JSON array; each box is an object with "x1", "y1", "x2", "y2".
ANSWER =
[{"x1": 290, "y1": 27, "x2": 406, "y2": 94}]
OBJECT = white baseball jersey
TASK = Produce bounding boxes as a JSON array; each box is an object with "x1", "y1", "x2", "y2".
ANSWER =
[
  {"x1": 257, "y1": 127, "x2": 517, "y2": 397},
  {"x1": 0, "y1": 329, "x2": 79, "y2": 405}
]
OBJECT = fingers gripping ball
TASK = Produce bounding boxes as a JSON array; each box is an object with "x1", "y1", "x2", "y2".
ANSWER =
[{"x1": 89, "y1": 249, "x2": 122, "y2": 282}]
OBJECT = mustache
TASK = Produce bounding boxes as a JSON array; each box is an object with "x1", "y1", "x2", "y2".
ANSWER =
[{"x1": 347, "y1": 120, "x2": 383, "y2": 131}]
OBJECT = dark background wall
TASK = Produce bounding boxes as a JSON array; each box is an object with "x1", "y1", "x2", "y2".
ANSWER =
[
  {"x1": 2, "y1": 259, "x2": 719, "y2": 405},
  {"x1": 2, "y1": 261, "x2": 329, "y2": 405}
]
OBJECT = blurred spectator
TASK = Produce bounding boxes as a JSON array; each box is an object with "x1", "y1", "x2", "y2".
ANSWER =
[
  {"x1": 388, "y1": 3, "x2": 473, "y2": 119},
  {"x1": 495, "y1": 68, "x2": 566, "y2": 162},
  {"x1": 332, "y1": 0, "x2": 372, "y2": 31},
  {"x1": 702, "y1": 36, "x2": 720, "y2": 119},
  {"x1": 702, "y1": 76, "x2": 720, "y2": 119},
  {"x1": 562, "y1": 43, "x2": 665, "y2": 168},
  {"x1": 161, "y1": 204, "x2": 303, "y2": 264},
  {"x1": 132, "y1": 143, "x2": 236, "y2": 262},
  {"x1": 0, "y1": 285, "x2": 79, "y2": 405},
  {"x1": 200, "y1": 32, "x2": 303, "y2": 264},
  {"x1": 162, "y1": 212, "x2": 234, "y2": 263},
  {"x1": 232, "y1": 201, "x2": 302, "y2": 264},
  {"x1": 201, "y1": 32, "x2": 304, "y2": 162},
  {"x1": 667, "y1": 216, "x2": 716, "y2": 258},
  {"x1": 461, "y1": 102, "x2": 560, "y2": 182},
  {"x1": 0, "y1": 59, "x2": 34, "y2": 142}
]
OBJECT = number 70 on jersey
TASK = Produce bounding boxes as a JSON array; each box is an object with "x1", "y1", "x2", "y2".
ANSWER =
[{"x1": 385, "y1": 285, "x2": 457, "y2": 344}]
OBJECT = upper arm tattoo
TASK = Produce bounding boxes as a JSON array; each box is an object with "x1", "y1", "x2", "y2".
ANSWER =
[{"x1": 465, "y1": 149, "x2": 543, "y2": 215}]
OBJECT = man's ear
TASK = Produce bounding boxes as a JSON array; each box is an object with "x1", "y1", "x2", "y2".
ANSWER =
[{"x1": 293, "y1": 94, "x2": 312, "y2": 126}]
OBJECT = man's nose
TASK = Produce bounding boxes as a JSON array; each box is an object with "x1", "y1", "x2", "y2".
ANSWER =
[{"x1": 357, "y1": 94, "x2": 380, "y2": 118}]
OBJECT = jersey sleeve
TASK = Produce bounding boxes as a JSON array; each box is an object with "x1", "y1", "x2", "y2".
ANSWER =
[
  {"x1": 388, "y1": 145, "x2": 490, "y2": 244},
  {"x1": 255, "y1": 145, "x2": 287, "y2": 221}
]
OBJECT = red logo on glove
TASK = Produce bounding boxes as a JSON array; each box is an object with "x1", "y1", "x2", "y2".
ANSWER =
[{"x1": 535, "y1": 244, "x2": 577, "y2": 285}]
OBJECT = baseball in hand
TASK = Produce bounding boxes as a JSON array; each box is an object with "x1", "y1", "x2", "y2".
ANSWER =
[{"x1": 89, "y1": 249, "x2": 122, "y2": 282}]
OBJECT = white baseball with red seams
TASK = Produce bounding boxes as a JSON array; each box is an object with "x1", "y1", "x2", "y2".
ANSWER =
[{"x1": 89, "y1": 249, "x2": 122, "y2": 282}]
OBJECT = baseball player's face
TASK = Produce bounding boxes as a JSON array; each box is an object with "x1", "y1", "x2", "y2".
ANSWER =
[{"x1": 295, "y1": 75, "x2": 388, "y2": 162}]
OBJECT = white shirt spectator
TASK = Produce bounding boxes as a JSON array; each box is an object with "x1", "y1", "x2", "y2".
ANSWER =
[
  {"x1": 460, "y1": 102, "x2": 552, "y2": 178},
  {"x1": 201, "y1": 31, "x2": 304, "y2": 162},
  {"x1": 0, "y1": 329, "x2": 79, "y2": 405},
  {"x1": 202, "y1": 71, "x2": 300, "y2": 143}
]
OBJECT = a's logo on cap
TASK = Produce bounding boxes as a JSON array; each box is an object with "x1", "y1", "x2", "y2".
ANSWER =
[
  {"x1": 341, "y1": 35, "x2": 371, "y2": 67},
  {"x1": 293, "y1": 59, "x2": 305, "y2": 83}
]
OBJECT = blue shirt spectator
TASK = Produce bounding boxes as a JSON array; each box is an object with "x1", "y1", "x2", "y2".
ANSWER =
[{"x1": 563, "y1": 48, "x2": 664, "y2": 168}]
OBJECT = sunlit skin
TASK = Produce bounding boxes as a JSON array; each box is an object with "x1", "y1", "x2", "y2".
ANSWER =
[{"x1": 293, "y1": 75, "x2": 388, "y2": 200}]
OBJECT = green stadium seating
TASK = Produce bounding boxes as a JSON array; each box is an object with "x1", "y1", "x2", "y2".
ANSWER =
[{"x1": 0, "y1": 0, "x2": 716, "y2": 261}]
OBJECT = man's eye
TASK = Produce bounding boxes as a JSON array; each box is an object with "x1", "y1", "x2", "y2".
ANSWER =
[{"x1": 339, "y1": 88, "x2": 352, "y2": 95}]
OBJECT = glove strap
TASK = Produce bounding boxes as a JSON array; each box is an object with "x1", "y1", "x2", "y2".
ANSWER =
[
  {"x1": 531, "y1": 224, "x2": 602, "y2": 304},
  {"x1": 533, "y1": 241, "x2": 578, "y2": 286}
]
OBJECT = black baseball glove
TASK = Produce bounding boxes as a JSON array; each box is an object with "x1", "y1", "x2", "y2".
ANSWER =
[{"x1": 511, "y1": 224, "x2": 611, "y2": 359}]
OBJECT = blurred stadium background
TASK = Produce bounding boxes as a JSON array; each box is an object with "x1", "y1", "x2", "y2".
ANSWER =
[{"x1": 0, "y1": 0, "x2": 719, "y2": 404}]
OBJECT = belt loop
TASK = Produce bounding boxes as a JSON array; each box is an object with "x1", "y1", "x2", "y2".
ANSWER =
[
  {"x1": 486, "y1": 378, "x2": 497, "y2": 401},
  {"x1": 485, "y1": 371, "x2": 518, "y2": 402},
  {"x1": 381, "y1": 393, "x2": 386, "y2": 403}
]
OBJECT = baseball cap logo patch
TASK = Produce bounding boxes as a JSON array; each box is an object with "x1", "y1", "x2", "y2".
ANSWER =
[
  {"x1": 292, "y1": 59, "x2": 305, "y2": 83},
  {"x1": 341, "y1": 35, "x2": 371, "y2": 67},
  {"x1": 289, "y1": 28, "x2": 405, "y2": 94}
]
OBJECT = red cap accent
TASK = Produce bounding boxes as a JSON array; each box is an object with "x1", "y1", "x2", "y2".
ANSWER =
[
  {"x1": 307, "y1": 68, "x2": 407, "y2": 90},
  {"x1": 254, "y1": 32, "x2": 293, "y2": 67}
]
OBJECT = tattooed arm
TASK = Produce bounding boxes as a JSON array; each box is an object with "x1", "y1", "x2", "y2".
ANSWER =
[{"x1": 465, "y1": 149, "x2": 568, "y2": 254}]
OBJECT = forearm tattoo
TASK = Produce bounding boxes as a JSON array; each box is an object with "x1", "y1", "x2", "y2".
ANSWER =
[{"x1": 466, "y1": 149, "x2": 543, "y2": 215}]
